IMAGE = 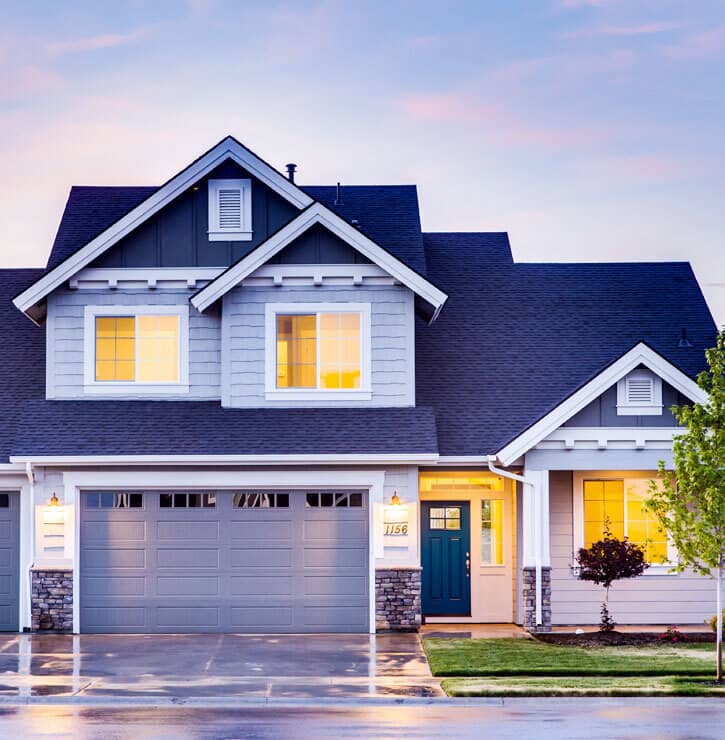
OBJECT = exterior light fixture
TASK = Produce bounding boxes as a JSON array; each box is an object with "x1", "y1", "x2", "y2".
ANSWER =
[
  {"x1": 390, "y1": 491, "x2": 401, "y2": 506},
  {"x1": 48, "y1": 493, "x2": 59, "y2": 507}
]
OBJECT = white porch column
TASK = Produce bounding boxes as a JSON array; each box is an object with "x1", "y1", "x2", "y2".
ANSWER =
[{"x1": 521, "y1": 468, "x2": 551, "y2": 630}]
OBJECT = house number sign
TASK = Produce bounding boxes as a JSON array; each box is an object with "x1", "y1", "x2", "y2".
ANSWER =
[{"x1": 383, "y1": 520, "x2": 409, "y2": 536}]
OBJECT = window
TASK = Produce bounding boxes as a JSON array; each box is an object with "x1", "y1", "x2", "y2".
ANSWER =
[
  {"x1": 429, "y1": 507, "x2": 461, "y2": 530},
  {"x1": 208, "y1": 178, "x2": 252, "y2": 241},
  {"x1": 481, "y1": 499, "x2": 504, "y2": 565},
  {"x1": 305, "y1": 491, "x2": 363, "y2": 508},
  {"x1": 265, "y1": 303, "x2": 371, "y2": 399},
  {"x1": 582, "y1": 479, "x2": 669, "y2": 564},
  {"x1": 234, "y1": 491, "x2": 290, "y2": 508},
  {"x1": 84, "y1": 306, "x2": 189, "y2": 394},
  {"x1": 0, "y1": 493, "x2": 8, "y2": 508},
  {"x1": 160, "y1": 492, "x2": 216, "y2": 508},
  {"x1": 616, "y1": 369, "x2": 662, "y2": 415},
  {"x1": 85, "y1": 492, "x2": 143, "y2": 509}
]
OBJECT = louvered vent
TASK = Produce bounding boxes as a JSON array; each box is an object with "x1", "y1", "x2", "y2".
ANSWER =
[
  {"x1": 626, "y1": 376, "x2": 654, "y2": 405},
  {"x1": 218, "y1": 189, "x2": 242, "y2": 230}
]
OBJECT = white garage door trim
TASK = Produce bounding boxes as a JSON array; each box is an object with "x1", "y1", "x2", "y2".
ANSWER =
[{"x1": 63, "y1": 469, "x2": 386, "y2": 633}]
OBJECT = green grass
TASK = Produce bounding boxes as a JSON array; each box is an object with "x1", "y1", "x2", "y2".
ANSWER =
[
  {"x1": 442, "y1": 675, "x2": 725, "y2": 697},
  {"x1": 423, "y1": 638, "x2": 716, "y2": 677}
]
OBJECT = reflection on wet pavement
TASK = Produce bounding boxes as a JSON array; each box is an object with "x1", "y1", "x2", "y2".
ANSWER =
[{"x1": 0, "y1": 632, "x2": 443, "y2": 699}]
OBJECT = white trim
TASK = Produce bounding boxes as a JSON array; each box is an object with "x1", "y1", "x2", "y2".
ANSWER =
[
  {"x1": 207, "y1": 178, "x2": 252, "y2": 241},
  {"x1": 535, "y1": 427, "x2": 683, "y2": 452},
  {"x1": 11, "y1": 453, "x2": 439, "y2": 466},
  {"x1": 572, "y1": 471, "x2": 678, "y2": 572},
  {"x1": 264, "y1": 302, "x2": 372, "y2": 401},
  {"x1": 242, "y1": 263, "x2": 396, "y2": 288},
  {"x1": 82, "y1": 304, "x2": 189, "y2": 395},
  {"x1": 496, "y1": 343, "x2": 707, "y2": 466},
  {"x1": 191, "y1": 202, "x2": 448, "y2": 315},
  {"x1": 70, "y1": 268, "x2": 224, "y2": 291},
  {"x1": 62, "y1": 468, "x2": 386, "y2": 634},
  {"x1": 13, "y1": 137, "x2": 313, "y2": 317},
  {"x1": 616, "y1": 369, "x2": 663, "y2": 416}
]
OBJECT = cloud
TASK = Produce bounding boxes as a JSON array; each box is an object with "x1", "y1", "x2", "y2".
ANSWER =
[
  {"x1": 564, "y1": 21, "x2": 681, "y2": 39},
  {"x1": 559, "y1": 0, "x2": 618, "y2": 7},
  {"x1": 46, "y1": 27, "x2": 153, "y2": 55},
  {"x1": 663, "y1": 26, "x2": 725, "y2": 60}
]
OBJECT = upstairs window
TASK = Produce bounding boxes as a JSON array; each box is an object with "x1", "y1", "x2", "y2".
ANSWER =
[
  {"x1": 84, "y1": 306, "x2": 189, "y2": 394},
  {"x1": 208, "y1": 178, "x2": 252, "y2": 241},
  {"x1": 616, "y1": 369, "x2": 662, "y2": 415},
  {"x1": 265, "y1": 303, "x2": 371, "y2": 400}
]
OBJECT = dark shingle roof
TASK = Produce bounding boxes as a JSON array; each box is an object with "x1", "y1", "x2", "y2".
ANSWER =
[
  {"x1": 417, "y1": 233, "x2": 718, "y2": 456},
  {"x1": 12, "y1": 403, "x2": 437, "y2": 457}
]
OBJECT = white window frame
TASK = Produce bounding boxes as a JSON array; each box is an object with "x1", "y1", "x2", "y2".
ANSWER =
[
  {"x1": 208, "y1": 178, "x2": 252, "y2": 241},
  {"x1": 83, "y1": 304, "x2": 190, "y2": 395},
  {"x1": 572, "y1": 471, "x2": 677, "y2": 573},
  {"x1": 616, "y1": 369, "x2": 662, "y2": 416},
  {"x1": 264, "y1": 302, "x2": 372, "y2": 401}
]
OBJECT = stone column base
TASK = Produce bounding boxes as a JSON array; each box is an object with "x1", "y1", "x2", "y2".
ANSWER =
[
  {"x1": 522, "y1": 566, "x2": 552, "y2": 633},
  {"x1": 31, "y1": 568, "x2": 73, "y2": 632},
  {"x1": 375, "y1": 567, "x2": 422, "y2": 631}
]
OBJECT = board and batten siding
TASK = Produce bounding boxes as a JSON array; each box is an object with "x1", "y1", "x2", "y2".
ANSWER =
[
  {"x1": 549, "y1": 470, "x2": 715, "y2": 625},
  {"x1": 222, "y1": 284, "x2": 415, "y2": 407},
  {"x1": 46, "y1": 288, "x2": 221, "y2": 400}
]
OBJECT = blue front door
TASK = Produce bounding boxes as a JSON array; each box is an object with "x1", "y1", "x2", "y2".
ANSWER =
[{"x1": 421, "y1": 502, "x2": 471, "y2": 617}]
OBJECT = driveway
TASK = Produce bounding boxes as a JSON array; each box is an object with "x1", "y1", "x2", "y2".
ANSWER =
[{"x1": 0, "y1": 632, "x2": 442, "y2": 701}]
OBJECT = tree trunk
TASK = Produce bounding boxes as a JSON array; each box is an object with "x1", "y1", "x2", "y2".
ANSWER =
[{"x1": 717, "y1": 556, "x2": 723, "y2": 684}]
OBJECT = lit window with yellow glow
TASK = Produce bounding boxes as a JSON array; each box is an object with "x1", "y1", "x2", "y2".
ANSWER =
[
  {"x1": 481, "y1": 499, "x2": 504, "y2": 565},
  {"x1": 276, "y1": 312, "x2": 361, "y2": 390},
  {"x1": 94, "y1": 314, "x2": 180, "y2": 383},
  {"x1": 583, "y1": 479, "x2": 669, "y2": 564}
]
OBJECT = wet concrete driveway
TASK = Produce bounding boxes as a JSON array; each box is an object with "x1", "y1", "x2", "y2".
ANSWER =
[{"x1": 0, "y1": 632, "x2": 442, "y2": 700}]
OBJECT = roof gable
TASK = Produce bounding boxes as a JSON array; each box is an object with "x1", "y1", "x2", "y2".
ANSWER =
[
  {"x1": 191, "y1": 202, "x2": 448, "y2": 318},
  {"x1": 14, "y1": 136, "x2": 313, "y2": 322}
]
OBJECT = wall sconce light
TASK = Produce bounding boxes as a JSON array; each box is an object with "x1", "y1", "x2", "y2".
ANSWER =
[
  {"x1": 48, "y1": 493, "x2": 59, "y2": 507},
  {"x1": 390, "y1": 491, "x2": 401, "y2": 506}
]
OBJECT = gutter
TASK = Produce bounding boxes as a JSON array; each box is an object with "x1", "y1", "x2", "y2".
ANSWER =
[{"x1": 486, "y1": 456, "x2": 543, "y2": 627}]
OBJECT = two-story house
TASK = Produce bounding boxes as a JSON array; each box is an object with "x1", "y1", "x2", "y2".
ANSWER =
[{"x1": 0, "y1": 136, "x2": 717, "y2": 634}]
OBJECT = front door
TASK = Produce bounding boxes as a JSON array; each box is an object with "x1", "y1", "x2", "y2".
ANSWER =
[{"x1": 421, "y1": 501, "x2": 470, "y2": 617}]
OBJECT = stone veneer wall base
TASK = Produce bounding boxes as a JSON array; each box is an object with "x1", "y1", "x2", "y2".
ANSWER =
[
  {"x1": 375, "y1": 567, "x2": 422, "y2": 631},
  {"x1": 31, "y1": 568, "x2": 73, "y2": 632},
  {"x1": 522, "y1": 566, "x2": 552, "y2": 633}
]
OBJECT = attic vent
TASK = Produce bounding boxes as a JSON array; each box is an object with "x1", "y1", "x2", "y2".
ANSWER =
[
  {"x1": 616, "y1": 369, "x2": 663, "y2": 416},
  {"x1": 208, "y1": 178, "x2": 252, "y2": 241}
]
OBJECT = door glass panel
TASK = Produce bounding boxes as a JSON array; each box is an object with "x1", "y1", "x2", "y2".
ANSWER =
[
  {"x1": 481, "y1": 499, "x2": 504, "y2": 565},
  {"x1": 429, "y1": 506, "x2": 461, "y2": 530}
]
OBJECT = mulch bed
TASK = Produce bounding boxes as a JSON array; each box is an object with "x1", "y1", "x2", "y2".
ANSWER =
[{"x1": 536, "y1": 631, "x2": 716, "y2": 647}]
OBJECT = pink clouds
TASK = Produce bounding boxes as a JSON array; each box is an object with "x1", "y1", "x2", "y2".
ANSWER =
[
  {"x1": 564, "y1": 22, "x2": 681, "y2": 39},
  {"x1": 663, "y1": 26, "x2": 725, "y2": 59},
  {"x1": 46, "y1": 27, "x2": 153, "y2": 55}
]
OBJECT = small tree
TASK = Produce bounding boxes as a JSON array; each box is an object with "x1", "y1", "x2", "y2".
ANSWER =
[
  {"x1": 647, "y1": 328, "x2": 725, "y2": 683},
  {"x1": 576, "y1": 523, "x2": 649, "y2": 631}
]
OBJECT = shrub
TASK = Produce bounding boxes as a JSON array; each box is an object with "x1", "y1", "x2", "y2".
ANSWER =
[
  {"x1": 659, "y1": 625, "x2": 687, "y2": 643},
  {"x1": 707, "y1": 610, "x2": 725, "y2": 634}
]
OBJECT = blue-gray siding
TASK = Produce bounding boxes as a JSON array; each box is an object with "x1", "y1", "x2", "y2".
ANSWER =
[
  {"x1": 90, "y1": 160, "x2": 299, "y2": 269},
  {"x1": 223, "y1": 284, "x2": 415, "y2": 408},
  {"x1": 46, "y1": 288, "x2": 221, "y2": 400},
  {"x1": 549, "y1": 470, "x2": 715, "y2": 624}
]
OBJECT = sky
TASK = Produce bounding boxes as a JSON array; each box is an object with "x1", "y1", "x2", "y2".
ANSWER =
[{"x1": 1, "y1": 0, "x2": 724, "y2": 325}]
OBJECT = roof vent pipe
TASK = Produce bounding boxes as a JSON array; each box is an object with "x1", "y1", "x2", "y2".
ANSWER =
[
  {"x1": 678, "y1": 328, "x2": 693, "y2": 348},
  {"x1": 335, "y1": 181, "x2": 343, "y2": 206},
  {"x1": 285, "y1": 163, "x2": 297, "y2": 183}
]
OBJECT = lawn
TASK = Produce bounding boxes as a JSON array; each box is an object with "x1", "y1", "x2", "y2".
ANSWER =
[
  {"x1": 423, "y1": 637, "x2": 716, "y2": 677},
  {"x1": 423, "y1": 637, "x2": 723, "y2": 696}
]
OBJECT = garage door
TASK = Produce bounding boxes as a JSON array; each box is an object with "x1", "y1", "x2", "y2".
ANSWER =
[
  {"x1": 80, "y1": 489, "x2": 369, "y2": 633},
  {"x1": 0, "y1": 492, "x2": 19, "y2": 632}
]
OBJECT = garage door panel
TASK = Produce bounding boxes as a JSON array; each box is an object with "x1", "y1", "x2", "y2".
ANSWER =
[
  {"x1": 156, "y1": 548, "x2": 219, "y2": 568},
  {"x1": 230, "y1": 548, "x2": 292, "y2": 568},
  {"x1": 0, "y1": 549, "x2": 12, "y2": 569},
  {"x1": 157, "y1": 520, "x2": 220, "y2": 541},
  {"x1": 231, "y1": 606, "x2": 294, "y2": 628},
  {"x1": 156, "y1": 576, "x2": 220, "y2": 597},
  {"x1": 85, "y1": 576, "x2": 145, "y2": 597},
  {"x1": 81, "y1": 489, "x2": 368, "y2": 633},
  {"x1": 85, "y1": 547, "x2": 146, "y2": 569},
  {"x1": 0, "y1": 523, "x2": 11, "y2": 539},
  {"x1": 82, "y1": 520, "x2": 146, "y2": 542},
  {"x1": 0, "y1": 493, "x2": 19, "y2": 631},
  {"x1": 230, "y1": 575, "x2": 292, "y2": 596}
]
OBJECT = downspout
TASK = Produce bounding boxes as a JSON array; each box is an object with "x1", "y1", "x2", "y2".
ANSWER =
[{"x1": 486, "y1": 456, "x2": 543, "y2": 627}]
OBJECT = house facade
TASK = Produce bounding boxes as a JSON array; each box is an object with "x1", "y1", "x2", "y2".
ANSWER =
[{"x1": 0, "y1": 136, "x2": 717, "y2": 634}]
